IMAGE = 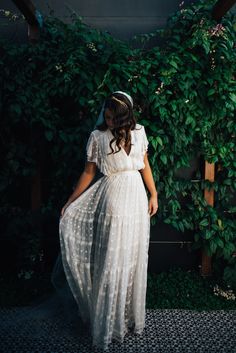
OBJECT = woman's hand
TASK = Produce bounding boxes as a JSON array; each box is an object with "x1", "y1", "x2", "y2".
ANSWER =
[
  {"x1": 60, "y1": 201, "x2": 71, "y2": 218},
  {"x1": 148, "y1": 194, "x2": 158, "y2": 217},
  {"x1": 140, "y1": 153, "x2": 158, "y2": 217}
]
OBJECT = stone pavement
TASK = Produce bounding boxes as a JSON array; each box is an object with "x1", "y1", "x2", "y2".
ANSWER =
[{"x1": 0, "y1": 294, "x2": 235, "y2": 353}]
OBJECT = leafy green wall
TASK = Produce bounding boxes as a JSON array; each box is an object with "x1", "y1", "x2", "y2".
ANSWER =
[{"x1": 0, "y1": 0, "x2": 235, "y2": 285}]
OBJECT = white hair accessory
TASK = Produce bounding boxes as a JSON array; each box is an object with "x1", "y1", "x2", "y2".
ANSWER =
[
  {"x1": 113, "y1": 91, "x2": 133, "y2": 107},
  {"x1": 93, "y1": 91, "x2": 133, "y2": 129}
]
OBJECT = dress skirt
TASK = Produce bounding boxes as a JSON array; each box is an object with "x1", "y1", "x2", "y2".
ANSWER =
[{"x1": 59, "y1": 169, "x2": 150, "y2": 350}]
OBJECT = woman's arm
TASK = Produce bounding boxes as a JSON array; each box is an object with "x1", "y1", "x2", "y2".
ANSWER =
[
  {"x1": 60, "y1": 161, "x2": 97, "y2": 216},
  {"x1": 139, "y1": 152, "x2": 158, "y2": 216}
]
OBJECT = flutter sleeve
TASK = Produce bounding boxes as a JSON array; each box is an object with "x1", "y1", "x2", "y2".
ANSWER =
[
  {"x1": 86, "y1": 131, "x2": 99, "y2": 164},
  {"x1": 142, "y1": 125, "x2": 149, "y2": 155}
]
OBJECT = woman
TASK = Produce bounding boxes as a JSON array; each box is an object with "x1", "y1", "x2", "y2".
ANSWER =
[{"x1": 59, "y1": 90, "x2": 158, "y2": 350}]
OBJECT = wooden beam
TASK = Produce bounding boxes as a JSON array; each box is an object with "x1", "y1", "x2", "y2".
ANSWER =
[
  {"x1": 200, "y1": 161, "x2": 215, "y2": 276},
  {"x1": 11, "y1": 1, "x2": 42, "y2": 209},
  {"x1": 11, "y1": 0, "x2": 38, "y2": 25},
  {"x1": 204, "y1": 161, "x2": 215, "y2": 206},
  {"x1": 212, "y1": 0, "x2": 236, "y2": 21},
  {"x1": 11, "y1": 0, "x2": 40, "y2": 42},
  {"x1": 11, "y1": 0, "x2": 45, "y2": 268}
]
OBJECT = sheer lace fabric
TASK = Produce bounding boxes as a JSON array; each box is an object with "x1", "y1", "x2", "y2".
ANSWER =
[{"x1": 59, "y1": 123, "x2": 150, "y2": 350}]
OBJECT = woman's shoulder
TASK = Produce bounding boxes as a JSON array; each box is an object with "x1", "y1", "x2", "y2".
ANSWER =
[
  {"x1": 133, "y1": 123, "x2": 145, "y2": 132},
  {"x1": 90, "y1": 128, "x2": 106, "y2": 137}
]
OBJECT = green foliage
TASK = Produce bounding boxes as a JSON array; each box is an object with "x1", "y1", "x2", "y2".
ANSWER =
[
  {"x1": 0, "y1": 0, "x2": 235, "y2": 286},
  {"x1": 0, "y1": 208, "x2": 43, "y2": 273},
  {"x1": 146, "y1": 267, "x2": 236, "y2": 310},
  {"x1": 0, "y1": 272, "x2": 52, "y2": 307}
]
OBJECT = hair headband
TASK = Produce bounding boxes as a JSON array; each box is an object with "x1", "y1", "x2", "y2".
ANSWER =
[
  {"x1": 111, "y1": 96, "x2": 128, "y2": 107},
  {"x1": 93, "y1": 90, "x2": 133, "y2": 129}
]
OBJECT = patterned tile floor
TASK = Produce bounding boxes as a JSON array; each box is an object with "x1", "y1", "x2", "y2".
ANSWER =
[{"x1": 0, "y1": 295, "x2": 235, "y2": 353}]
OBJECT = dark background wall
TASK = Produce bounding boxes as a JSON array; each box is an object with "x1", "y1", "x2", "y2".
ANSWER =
[
  {"x1": 1, "y1": 1, "x2": 235, "y2": 43},
  {"x1": 3, "y1": 0, "x2": 235, "y2": 43}
]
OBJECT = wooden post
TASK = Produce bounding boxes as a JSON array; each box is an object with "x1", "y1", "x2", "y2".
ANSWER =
[
  {"x1": 11, "y1": 0, "x2": 40, "y2": 42},
  {"x1": 212, "y1": 0, "x2": 236, "y2": 21},
  {"x1": 12, "y1": 0, "x2": 45, "y2": 269},
  {"x1": 11, "y1": 0, "x2": 41, "y2": 208},
  {"x1": 200, "y1": 0, "x2": 236, "y2": 276},
  {"x1": 30, "y1": 126, "x2": 43, "y2": 210},
  {"x1": 201, "y1": 161, "x2": 215, "y2": 276}
]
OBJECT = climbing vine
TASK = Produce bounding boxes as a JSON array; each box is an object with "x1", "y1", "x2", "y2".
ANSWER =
[{"x1": 0, "y1": 0, "x2": 235, "y2": 285}]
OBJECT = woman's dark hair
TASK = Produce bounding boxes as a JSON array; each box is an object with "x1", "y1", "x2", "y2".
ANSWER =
[{"x1": 96, "y1": 92, "x2": 141, "y2": 155}]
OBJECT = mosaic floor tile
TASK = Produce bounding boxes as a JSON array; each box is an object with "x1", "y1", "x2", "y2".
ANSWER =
[{"x1": 0, "y1": 299, "x2": 235, "y2": 353}]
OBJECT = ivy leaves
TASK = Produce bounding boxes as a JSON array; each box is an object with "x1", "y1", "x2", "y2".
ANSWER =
[{"x1": 0, "y1": 0, "x2": 235, "y2": 285}]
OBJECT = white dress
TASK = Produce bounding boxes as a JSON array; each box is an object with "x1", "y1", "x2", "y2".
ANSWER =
[{"x1": 59, "y1": 123, "x2": 150, "y2": 350}]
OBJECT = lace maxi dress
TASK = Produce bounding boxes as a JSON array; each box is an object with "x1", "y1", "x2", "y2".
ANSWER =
[{"x1": 59, "y1": 123, "x2": 150, "y2": 350}]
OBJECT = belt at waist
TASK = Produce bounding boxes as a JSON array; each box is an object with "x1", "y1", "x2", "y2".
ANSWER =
[{"x1": 106, "y1": 170, "x2": 140, "y2": 177}]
